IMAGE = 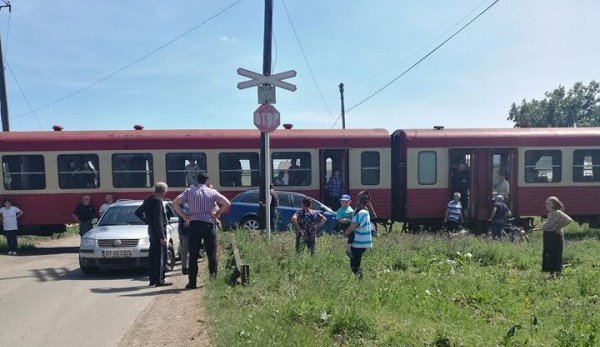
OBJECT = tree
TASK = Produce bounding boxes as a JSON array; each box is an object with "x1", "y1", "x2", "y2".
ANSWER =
[{"x1": 507, "y1": 80, "x2": 600, "y2": 127}]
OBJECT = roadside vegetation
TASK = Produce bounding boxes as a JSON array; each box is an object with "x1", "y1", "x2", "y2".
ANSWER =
[{"x1": 205, "y1": 225, "x2": 599, "y2": 346}]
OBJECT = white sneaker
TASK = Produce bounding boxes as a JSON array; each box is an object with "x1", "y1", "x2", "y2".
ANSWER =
[{"x1": 12, "y1": 251, "x2": 17, "y2": 256}]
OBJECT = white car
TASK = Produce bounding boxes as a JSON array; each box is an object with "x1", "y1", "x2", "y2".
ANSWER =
[{"x1": 78, "y1": 200, "x2": 179, "y2": 275}]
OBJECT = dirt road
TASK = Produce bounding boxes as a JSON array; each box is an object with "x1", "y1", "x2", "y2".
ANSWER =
[{"x1": 0, "y1": 236, "x2": 211, "y2": 347}]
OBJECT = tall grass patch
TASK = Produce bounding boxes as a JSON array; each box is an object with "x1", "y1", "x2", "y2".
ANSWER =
[{"x1": 205, "y1": 229, "x2": 600, "y2": 346}]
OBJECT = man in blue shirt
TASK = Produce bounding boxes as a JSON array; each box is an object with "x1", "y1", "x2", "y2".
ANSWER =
[
  {"x1": 326, "y1": 170, "x2": 344, "y2": 209},
  {"x1": 444, "y1": 192, "x2": 464, "y2": 232}
]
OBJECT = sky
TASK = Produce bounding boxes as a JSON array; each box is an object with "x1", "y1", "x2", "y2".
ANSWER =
[{"x1": 2, "y1": 0, "x2": 600, "y2": 132}]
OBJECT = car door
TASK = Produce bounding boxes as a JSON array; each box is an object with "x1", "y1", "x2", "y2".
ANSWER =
[{"x1": 274, "y1": 192, "x2": 296, "y2": 231}]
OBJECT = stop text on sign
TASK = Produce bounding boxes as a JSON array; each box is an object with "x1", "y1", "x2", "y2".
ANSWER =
[{"x1": 253, "y1": 104, "x2": 280, "y2": 133}]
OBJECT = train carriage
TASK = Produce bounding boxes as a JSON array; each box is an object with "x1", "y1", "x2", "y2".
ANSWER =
[
  {"x1": 392, "y1": 127, "x2": 600, "y2": 231},
  {"x1": 0, "y1": 128, "x2": 391, "y2": 234}
]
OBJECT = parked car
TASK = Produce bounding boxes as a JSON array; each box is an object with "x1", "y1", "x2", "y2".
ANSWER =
[
  {"x1": 221, "y1": 190, "x2": 338, "y2": 233},
  {"x1": 78, "y1": 199, "x2": 179, "y2": 274}
]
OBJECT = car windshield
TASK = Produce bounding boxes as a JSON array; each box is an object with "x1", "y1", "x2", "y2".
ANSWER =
[{"x1": 99, "y1": 205, "x2": 146, "y2": 226}]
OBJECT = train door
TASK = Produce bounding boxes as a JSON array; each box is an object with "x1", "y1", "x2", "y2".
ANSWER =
[
  {"x1": 490, "y1": 149, "x2": 517, "y2": 211},
  {"x1": 449, "y1": 149, "x2": 475, "y2": 218},
  {"x1": 319, "y1": 149, "x2": 349, "y2": 208}
]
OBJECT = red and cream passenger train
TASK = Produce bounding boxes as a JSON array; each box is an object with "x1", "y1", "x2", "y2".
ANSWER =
[{"x1": 0, "y1": 126, "x2": 598, "y2": 234}]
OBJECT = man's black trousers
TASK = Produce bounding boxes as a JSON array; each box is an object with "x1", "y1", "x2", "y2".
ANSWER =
[
  {"x1": 148, "y1": 239, "x2": 166, "y2": 285},
  {"x1": 188, "y1": 221, "x2": 218, "y2": 285}
]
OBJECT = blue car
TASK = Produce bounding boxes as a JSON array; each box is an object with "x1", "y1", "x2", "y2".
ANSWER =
[{"x1": 222, "y1": 190, "x2": 338, "y2": 233}]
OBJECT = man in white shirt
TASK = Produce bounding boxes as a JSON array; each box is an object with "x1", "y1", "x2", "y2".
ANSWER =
[
  {"x1": 496, "y1": 174, "x2": 510, "y2": 200},
  {"x1": 98, "y1": 194, "x2": 114, "y2": 218},
  {"x1": 0, "y1": 199, "x2": 24, "y2": 255}
]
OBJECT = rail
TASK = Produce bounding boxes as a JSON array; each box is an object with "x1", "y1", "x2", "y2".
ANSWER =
[{"x1": 230, "y1": 238, "x2": 249, "y2": 286}]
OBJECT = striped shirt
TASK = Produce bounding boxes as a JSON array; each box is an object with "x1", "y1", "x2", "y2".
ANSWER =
[
  {"x1": 446, "y1": 200, "x2": 462, "y2": 222},
  {"x1": 351, "y1": 209, "x2": 372, "y2": 248},
  {"x1": 176, "y1": 184, "x2": 229, "y2": 223}
]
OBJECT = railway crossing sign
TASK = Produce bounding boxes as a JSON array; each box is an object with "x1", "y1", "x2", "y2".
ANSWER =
[
  {"x1": 253, "y1": 104, "x2": 280, "y2": 133},
  {"x1": 237, "y1": 68, "x2": 297, "y2": 91}
]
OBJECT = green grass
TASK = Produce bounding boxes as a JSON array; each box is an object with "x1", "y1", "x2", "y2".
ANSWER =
[{"x1": 205, "y1": 227, "x2": 600, "y2": 346}]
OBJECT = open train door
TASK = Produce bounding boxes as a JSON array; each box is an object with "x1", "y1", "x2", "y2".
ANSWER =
[{"x1": 319, "y1": 149, "x2": 349, "y2": 208}]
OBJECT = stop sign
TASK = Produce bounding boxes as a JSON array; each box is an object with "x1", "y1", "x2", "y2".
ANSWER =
[{"x1": 253, "y1": 104, "x2": 280, "y2": 133}]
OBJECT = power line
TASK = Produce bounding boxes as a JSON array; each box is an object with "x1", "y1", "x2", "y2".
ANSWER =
[
  {"x1": 281, "y1": 0, "x2": 333, "y2": 120},
  {"x1": 332, "y1": 0, "x2": 501, "y2": 128},
  {"x1": 348, "y1": 0, "x2": 491, "y2": 86},
  {"x1": 5, "y1": 61, "x2": 43, "y2": 129},
  {"x1": 12, "y1": 0, "x2": 245, "y2": 119}
]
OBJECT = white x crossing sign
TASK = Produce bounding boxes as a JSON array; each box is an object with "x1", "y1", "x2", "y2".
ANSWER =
[{"x1": 237, "y1": 68, "x2": 297, "y2": 92}]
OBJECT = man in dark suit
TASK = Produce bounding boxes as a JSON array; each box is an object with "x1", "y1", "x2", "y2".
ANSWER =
[{"x1": 135, "y1": 182, "x2": 172, "y2": 287}]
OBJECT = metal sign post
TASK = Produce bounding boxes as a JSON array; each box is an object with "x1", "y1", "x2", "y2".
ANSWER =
[
  {"x1": 252, "y1": 104, "x2": 281, "y2": 239},
  {"x1": 236, "y1": 0, "x2": 296, "y2": 240}
]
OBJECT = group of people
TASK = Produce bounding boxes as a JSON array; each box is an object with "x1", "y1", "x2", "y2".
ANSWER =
[
  {"x1": 72, "y1": 194, "x2": 115, "y2": 236},
  {"x1": 444, "y1": 192, "x2": 573, "y2": 275},
  {"x1": 134, "y1": 172, "x2": 231, "y2": 289},
  {"x1": 291, "y1": 190, "x2": 376, "y2": 277}
]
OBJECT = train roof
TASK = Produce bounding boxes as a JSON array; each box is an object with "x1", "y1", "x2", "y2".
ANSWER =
[
  {"x1": 0, "y1": 128, "x2": 390, "y2": 151},
  {"x1": 393, "y1": 127, "x2": 600, "y2": 147}
]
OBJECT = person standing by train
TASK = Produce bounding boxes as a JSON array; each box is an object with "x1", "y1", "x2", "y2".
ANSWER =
[
  {"x1": 542, "y1": 197, "x2": 572, "y2": 276},
  {"x1": 495, "y1": 173, "x2": 510, "y2": 201},
  {"x1": 174, "y1": 172, "x2": 231, "y2": 289},
  {"x1": 488, "y1": 195, "x2": 511, "y2": 239},
  {"x1": 98, "y1": 194, "x2": 114, "y2": 218},
  {"x1": 343, "y1": 194, "x2": 373, "y2": 278},
  {"x1": 326, "y1": 170, "x2": 344, "y2": 209},
  {"x1": 1, "y1": 199, "x2": 24, "y2": 255},
  {"x1": 451, "y1": 163, "x2": 471, "y2": 212},
  {"x1": 73, "y1": 195, "x2": 96, "y2": 237},
  {"x1": 444, "y1": 192, "x2": 463, "y2": 232},
  {"x1": 291, "y1": 197, "x2": 327, "y2": 255}
]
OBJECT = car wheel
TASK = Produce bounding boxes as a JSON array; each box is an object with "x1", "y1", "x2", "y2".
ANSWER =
[
  {"x1": 79, "y1": 258, "x2": 100, "y2": 275},
  {"x1": 240, "y1": 216, "x2": 260, "y2": 231},
  {"x1": 166, "y1": 246, "x2": 175, "y2": 271}
]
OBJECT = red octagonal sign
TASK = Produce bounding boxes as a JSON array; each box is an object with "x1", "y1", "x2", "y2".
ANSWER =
[{"x1": 253, "y1": 104, "x2": 280, "y2": 133}]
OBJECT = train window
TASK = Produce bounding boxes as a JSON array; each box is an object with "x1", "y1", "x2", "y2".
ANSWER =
[
  {"x1": 219, "y1": 152, "x2": 259, "y2": 187},
  {"x1": 2, "y1": 155, "x2": 46, "y2": 190},
  {"x1": 418, "y1": 151, "x2": 437, "y2": 185},
  {"x1": 272, "y1": 152, "x2": 311, "y2": 186},
  {"x1": 112, "y1": 153, "x2": 154, "y2": 188},
  {"x1": 57, "y1": 154, "x2": 100, "y2": 189},
  {"x1": 361, "y1": 151, "x2": 380, "y2": 185},
  {"x1": 165, "y1": 153, "x2": 207, "y2": 187},
  {"x1": 524, "y1": 150, "x2": 562, "y2": 183},
  {"x1": 573, "y1": 150, "x2": 600, "y2": 182}
]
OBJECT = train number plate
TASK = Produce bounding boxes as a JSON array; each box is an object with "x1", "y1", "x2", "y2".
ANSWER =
[{"x1": 102, "y1": 250, "x2": 132, "y2": 258}]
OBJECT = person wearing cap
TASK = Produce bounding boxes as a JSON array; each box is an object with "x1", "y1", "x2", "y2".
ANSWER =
[
  {"x1": 335, "y1": 194, "x2": 355, "y2": 256},
  {"x1": 174, "y1": 172, "x2": 231, "y2": 290},
  {"x1": 335, "y1": 195, "x2": 353, "y2": 229}
]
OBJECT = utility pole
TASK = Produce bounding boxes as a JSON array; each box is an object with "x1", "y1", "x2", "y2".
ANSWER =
[
  {"x1": 339, "y1": 82, "x2": 346, "y2": 129},
  {"x1": 0, "y1": 1, "x2": 11, "y2": 132},
  {"x1": 259, "y1": 0, "x2": 273, "y2": 235}
]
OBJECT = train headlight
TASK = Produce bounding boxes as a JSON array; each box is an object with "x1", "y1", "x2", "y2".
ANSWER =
[{"x1": 81, "y1": 238, "x2": 96, "y2": 247}]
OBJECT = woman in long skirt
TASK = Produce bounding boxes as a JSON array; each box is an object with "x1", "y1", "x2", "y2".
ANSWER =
[{"x1": 541, "y1": 196, "x2": 572, "y2": 275}]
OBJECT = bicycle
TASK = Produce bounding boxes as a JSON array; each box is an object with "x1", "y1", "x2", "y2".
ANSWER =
[{"x1": 501, "y1": 218, "x2": 529, "y2": 243}]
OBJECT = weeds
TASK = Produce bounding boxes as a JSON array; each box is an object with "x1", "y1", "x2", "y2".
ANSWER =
[{"x1": 205, "y1": 227, "x2": 600, "y2": 346}]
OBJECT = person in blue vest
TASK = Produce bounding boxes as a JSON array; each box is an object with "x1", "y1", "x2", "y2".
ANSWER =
[{"x1": 443, "y1": 192, "x2": 464, "y2": 232}]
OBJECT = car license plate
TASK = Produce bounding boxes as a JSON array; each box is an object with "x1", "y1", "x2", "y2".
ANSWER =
[{"x1": 102, "y1": 250, "x2": 132, "y2": 258}]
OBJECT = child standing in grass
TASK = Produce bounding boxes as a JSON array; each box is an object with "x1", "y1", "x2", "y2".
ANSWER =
[
  {"x1": 335, "y1": 194, "x2": 354, "y2": 257},
  {"x1": 292, "y1": 197, "x2": 326, "y2": 255},
  {"x1": 343, "y1": 195, "x2": 373, "y2": 277}
]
